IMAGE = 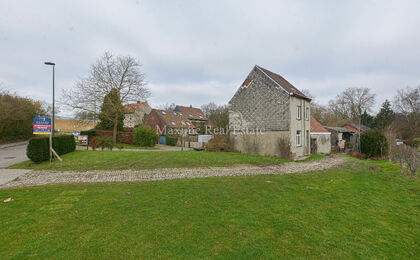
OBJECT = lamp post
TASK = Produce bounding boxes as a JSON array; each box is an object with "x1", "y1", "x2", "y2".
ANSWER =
[{"x1": 44, "y1": 62, "x2": 55, "y2": 136}]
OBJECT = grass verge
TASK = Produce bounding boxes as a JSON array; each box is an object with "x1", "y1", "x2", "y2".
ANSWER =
[{"x1": 9, "y1": 150, "x2": 292, "y2": 171}]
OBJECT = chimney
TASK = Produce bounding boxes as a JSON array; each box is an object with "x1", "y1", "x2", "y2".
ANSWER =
[{"x1": 190, "y1": 105, "x2": 192, "y2": 108}]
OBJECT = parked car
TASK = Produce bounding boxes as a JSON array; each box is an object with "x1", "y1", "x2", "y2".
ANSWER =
[{"x1": 395, "y1": 139, "x2": 403, "y2": 146}]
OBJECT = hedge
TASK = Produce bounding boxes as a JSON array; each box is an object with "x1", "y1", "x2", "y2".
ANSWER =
[
  {"x1": 360, "y1": 130, "x2": 388, "y2": 158},
  {"x1": 166, "y1": 135, "x2": 178, "y2": 146},
  {"x1": 134, "y1": 126, "x2": 158, "y2": 147},
  {"x1": 27, "y1": 135, "x2": 76, "y2": 163}
]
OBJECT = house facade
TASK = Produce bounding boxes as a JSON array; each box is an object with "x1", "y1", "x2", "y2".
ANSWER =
[
  {"x1": 229, "y1": 65, "x2": 311, "y2": 159},
  {"x1": 144, "y1": 109, "x2": 196, "y2": 144},
  {"x1": 123, "y1": 101, "x2": 152, "y2": 129},
  {"x1": 310, "y1": 116, "x2": 331, "y2": 154}
]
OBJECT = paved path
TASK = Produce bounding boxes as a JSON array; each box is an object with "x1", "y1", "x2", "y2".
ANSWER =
[
  {"x1": 0, "y1": 142, "x2": 28, "y2": 169},
  {"x1": 0, "y1": 156, "x2": 346, "y2": 189}
]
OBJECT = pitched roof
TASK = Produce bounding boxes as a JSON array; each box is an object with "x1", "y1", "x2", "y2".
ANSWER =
[
  {"x1": 255, "y1": 65, "x2": 310, "y2": 100},
  {"x1": 324, "y1": 126, "x2": 355, "y2": 133},
  {"x1": 125, "y1": 102, "x2": 144, "y2": 113},
  {"x1": 174, "y1": 105, "x2": 208, "y2": 121},
  {"x1": 154, "y1": 109, "x2": 195, "y2": 128},
  {"x1": 310, "y1": 116, "x2": 328, "y2": 133},
  {"x1": 342, "y1": 122, "x2": 370, "y2": 132}
]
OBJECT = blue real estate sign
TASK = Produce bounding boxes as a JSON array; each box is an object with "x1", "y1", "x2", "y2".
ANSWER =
[{"x1": 33, "y1": 115, "x2": 52, "y2": 135}]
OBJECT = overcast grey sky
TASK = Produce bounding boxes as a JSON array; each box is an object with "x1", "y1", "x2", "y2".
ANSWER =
[{"x1": 1, "y1": 0, "x2": 419, "y2": 115}]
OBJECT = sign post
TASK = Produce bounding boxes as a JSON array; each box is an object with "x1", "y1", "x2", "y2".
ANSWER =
[{"x1": 33, "y1": 115, "x2": 62, "y2": 162}]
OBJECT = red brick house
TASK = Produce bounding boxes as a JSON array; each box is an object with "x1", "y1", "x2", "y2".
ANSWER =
[{"x1": 144, "y1": 109, "x2": 196, "y2": 144}]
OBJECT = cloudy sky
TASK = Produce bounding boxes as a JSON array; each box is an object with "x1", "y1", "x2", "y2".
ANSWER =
[{"x1": 1, "y1": 0, "x2": 419, "y2": 116}]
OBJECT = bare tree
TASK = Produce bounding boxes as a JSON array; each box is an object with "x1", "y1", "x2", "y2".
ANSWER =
[
  {"x1": 392, "y1": 86, "x2": 420, "y2": 141},
  {"x1": 328, "y1": 87, "x2": 376, "y2": 121},
  {"x1": 156, "y1": 103, "x2": 176, "y2": 111},
  {"x1": 62, "y1": 52, "x2": 150, "y2": 143}
]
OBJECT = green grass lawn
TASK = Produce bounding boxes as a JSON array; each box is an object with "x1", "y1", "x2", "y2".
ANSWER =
[
  {"x1": 9, "y1": 150, "x2": 292, "y2": 171},
  {"x1": 1, "y1": 159, "x2": 418, "y2": 259}
]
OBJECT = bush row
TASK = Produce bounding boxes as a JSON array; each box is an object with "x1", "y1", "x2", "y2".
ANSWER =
[
  {"x1": 134, "y1": 126, "x2": 158, "y2": 147},
  {"x1": 27, "y1": 135, "x2": 76, "y2": 163},
  {"x1": 166, "y1": 135, "x2": 178, "y2": 146}
]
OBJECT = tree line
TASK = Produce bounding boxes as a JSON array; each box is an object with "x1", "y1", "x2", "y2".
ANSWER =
[{"x1": 0, "y1": 89, "x2": 48, "y2": 143}]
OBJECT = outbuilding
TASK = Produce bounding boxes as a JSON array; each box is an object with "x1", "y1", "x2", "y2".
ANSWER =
[{"x1": 310, "y1": 116, "x2": 331, "y2": 154}]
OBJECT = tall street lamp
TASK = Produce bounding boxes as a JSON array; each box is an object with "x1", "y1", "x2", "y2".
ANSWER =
[{"x1": 44, "y1": 62, "x2": 55, "y2": 136}]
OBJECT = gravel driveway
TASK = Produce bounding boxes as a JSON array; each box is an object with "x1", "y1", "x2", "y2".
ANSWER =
[{"x1": 0, "y1": 156, "x2": 346, "y2": 189}]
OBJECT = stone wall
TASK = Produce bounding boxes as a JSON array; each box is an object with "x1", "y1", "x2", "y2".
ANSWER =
[{"x1": 229, "y1": 67, "x2": 290, "y2": 131}]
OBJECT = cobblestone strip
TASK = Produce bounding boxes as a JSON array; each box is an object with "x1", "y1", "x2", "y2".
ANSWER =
[{"x1": 1, "y1": 156, "x2": 346, "y2": 189}]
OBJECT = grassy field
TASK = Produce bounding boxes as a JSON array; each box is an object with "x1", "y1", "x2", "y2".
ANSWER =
[
  {"x1": 9, "y1": 150, "x2": 292, "y2": 171},
  {"x1": 1, "y1": 159, "x2": 418, "y2": 259}
]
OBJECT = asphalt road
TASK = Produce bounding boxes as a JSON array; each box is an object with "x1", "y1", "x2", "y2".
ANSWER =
[{"x1": 0, "y1": 142, "x2": 28, "y2": 169}]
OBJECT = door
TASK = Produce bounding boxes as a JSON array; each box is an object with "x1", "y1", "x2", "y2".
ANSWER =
[{"x1": 159, "y1": 135, "x2": 166, "y2": 144}]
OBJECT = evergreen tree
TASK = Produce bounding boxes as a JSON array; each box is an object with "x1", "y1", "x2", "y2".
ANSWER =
[
  {"x1": 374, "y1": 100, "x2": 394, "y2": 130},
  {"x1": 361, "y1": 110, "x2": 374, "y2": 128},
  {"x1": 95, "y1": 88, "x2": 125, "y2": 132}
]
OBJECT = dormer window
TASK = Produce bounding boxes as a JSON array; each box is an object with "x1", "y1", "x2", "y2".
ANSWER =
[
  {"x1": 171, "y1": 121, "x2": 176, "y2": 126},
  {"x1": 173, "y1": 112, "x2": 177, "y2": 115},
  {"x1": 189, "y1": 114, "x2": 193, "y2": 117},
  {"x1": 199, "y1": 115, "x2": 203, "y2": 119},
  {"x1": 162, "y1": 111, "x2": 166, "y2": 115}
]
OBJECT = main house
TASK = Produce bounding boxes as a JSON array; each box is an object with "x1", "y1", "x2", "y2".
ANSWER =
[{"x1": 229, "y1": 65, "x2": 311, "y2": 159}]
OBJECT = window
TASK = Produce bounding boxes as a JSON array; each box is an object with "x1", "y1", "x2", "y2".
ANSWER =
[
  {"x1": 171, "y1": 121, "x2": 176, "y2": 126},
  {"x1": 189, "y1": 114, "x2": 193, "y2": 117},
  {"x1": 297, "y1": 106, "x2": 301, "y2": 120},
  {"x1": 199, "y1": 115, "x2": 203, "y2": 119},
  {"x1": 296, "y1": 130, "x2": 301, "y2": 146},
  {"x1": 305, "y1": 107, "x2": 309, "y2": 120},
  {"x1": 162, "y1": 111, "x2": 166, "y2": 115},
  {"x1": 173, "y1": 112, "x2": 177, "y2": 115}
]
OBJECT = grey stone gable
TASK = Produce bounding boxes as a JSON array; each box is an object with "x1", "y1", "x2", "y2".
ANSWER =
[{"x1": 229, "y1": 66, "x2": 290, "y2": 131}]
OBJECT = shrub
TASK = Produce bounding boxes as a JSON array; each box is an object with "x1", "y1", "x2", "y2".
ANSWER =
[
  {"x1": 116, "y1": 143, "x2": 124, "y2": 150},
  {"x1": 205, "y1": 135, "x2": 232, "y2": 152},
  {"x1": 360, "y1": 130, "x2": 388, "y2": 158},
  {"x1": 89, "y1": 137, "x2": 99, "y2": 150},
  {"x1": 98, "y1": 136, "x2": 113, "y2": 150},
  {"x1": 277, "y1": 136, "x2": 291, "y2": 159},
  {"x1": 27, "y1": 135, "x2": 76, "y2": 163},
  {"x1": 134, "y1": 126, "x2": 158, "y2": 147},
  {"x1": 166, "y1": 135, "x2": 178, "y2": 146}
]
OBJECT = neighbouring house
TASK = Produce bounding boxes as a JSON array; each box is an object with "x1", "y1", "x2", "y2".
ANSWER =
[
  {"x1": 310, "y1": 116, "x2": 331, "y2": 154},
  {"x1": 229, "y1": 65, "x2": 311, "y2": 159},
  {"x1": 324, "y1": 126, "x2": 355, "y2": 149},
  {"x1": 174, "y1": 105, "x2": 214, "y2": 132},
  {"x1": 123, "y1": 101, "x2": 152, "y2": 129},
  {"x1": 342, "y1": 121, "x2": 370, "y2": 134},
  {"x1": 144, "y1": 109, "x2": 196, "y2": 145}
]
